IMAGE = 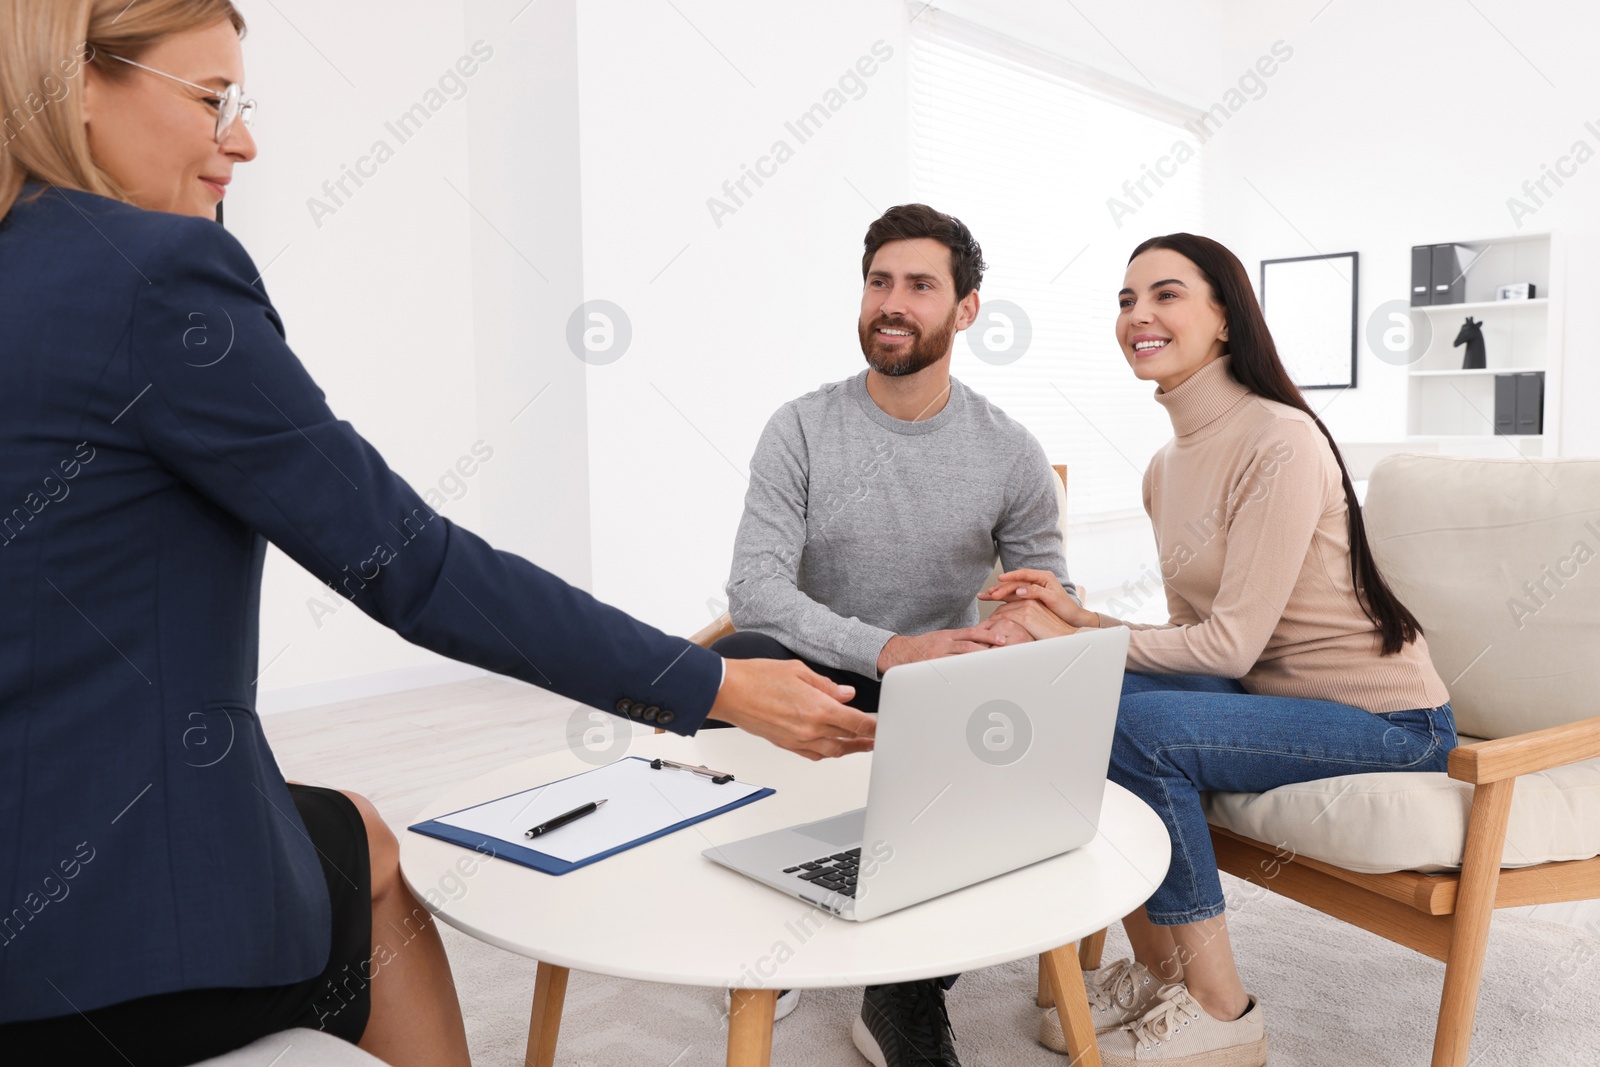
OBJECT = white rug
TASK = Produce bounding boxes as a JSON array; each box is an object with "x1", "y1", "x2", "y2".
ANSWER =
[{"x1": 438, "y1": 872, "x2": 1600, "y2": 1066}]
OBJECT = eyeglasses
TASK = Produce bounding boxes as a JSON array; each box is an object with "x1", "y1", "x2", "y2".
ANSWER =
[{"x1": 103, "y1": 52, "x2": 256, "y2": 144}]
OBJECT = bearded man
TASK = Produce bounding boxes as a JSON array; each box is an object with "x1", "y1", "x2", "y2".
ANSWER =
[{"x1": 710, "y1": 203, "x2": 1079, "y2": 1066}]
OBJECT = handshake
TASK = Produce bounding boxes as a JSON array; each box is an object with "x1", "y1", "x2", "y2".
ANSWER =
[
  {"x1": 879, "y1": 568, "x2": 1102, "y2": 673},
  {"x1": 707, "y1": 569, "x2": 1098, "y2": 766}
]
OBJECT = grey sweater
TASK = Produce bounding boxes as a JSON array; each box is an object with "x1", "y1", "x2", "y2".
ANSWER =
[{"x1": 726, "y1": 371, "x2": 1075, "y2": 678}]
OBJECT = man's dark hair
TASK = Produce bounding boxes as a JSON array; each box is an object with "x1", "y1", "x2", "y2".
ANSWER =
[{"x1": 861, "y1": 203, "x2": 986, "y2": 300}]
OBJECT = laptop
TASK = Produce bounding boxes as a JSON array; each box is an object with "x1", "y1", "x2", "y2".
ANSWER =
[{"x1": 704, "y1": 625, "x2": 1129, "y2": 921}]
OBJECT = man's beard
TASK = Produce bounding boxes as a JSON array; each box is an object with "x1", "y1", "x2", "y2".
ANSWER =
[{"x1": 858, "y1": 309, "x2": 956, "y2": 377}]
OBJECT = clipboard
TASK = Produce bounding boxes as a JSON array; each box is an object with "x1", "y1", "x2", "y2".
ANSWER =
[{"x1": 407, "y1": 755, "x2": 774, "y2": 875}]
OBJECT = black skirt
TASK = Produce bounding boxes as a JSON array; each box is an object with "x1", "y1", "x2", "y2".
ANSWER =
[{"x1": 0, "y1": 784, "x2": 374, "y2": 1066}]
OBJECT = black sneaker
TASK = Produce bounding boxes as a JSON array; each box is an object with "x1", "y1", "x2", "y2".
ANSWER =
[{"x1": 851, "y1": 980, "x2": 960, "y2": 1066}]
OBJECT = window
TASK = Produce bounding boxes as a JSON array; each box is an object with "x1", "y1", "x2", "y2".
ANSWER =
[{"x1": 911, "y1": 19, "x2": 1208, "y2": 519}]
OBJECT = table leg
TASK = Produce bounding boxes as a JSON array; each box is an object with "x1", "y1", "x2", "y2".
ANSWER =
[
  {"x1": 1042, "y1": 931, "x2": 1110, "y2": 1006},
  {"x1": 1078, "y1": 928, "x2": 1108, "y2": 971},
  {"x1": 726, "y1": 988, "x2": 777, "y2": 1067},
  {"x1": 525, "y1": 961, "x2": 570, "y2": 1067},
  {"x1": 1041, "y1": 944, "x2": 1102, "y2": 1066}
]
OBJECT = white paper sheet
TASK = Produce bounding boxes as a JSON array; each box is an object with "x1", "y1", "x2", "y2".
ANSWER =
[{"x1": 432, "y1": 757, "x2": 766, "y2": 863}]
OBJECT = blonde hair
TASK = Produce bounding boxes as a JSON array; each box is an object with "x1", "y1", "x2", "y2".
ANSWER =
[{"x1": 0, "y1": 0, "x2": 245, "y2": 220}]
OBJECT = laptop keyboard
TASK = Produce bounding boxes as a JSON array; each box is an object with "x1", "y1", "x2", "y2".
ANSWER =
[{"x1": 783, "y1": 848, "x2": 860, "y2": 897}]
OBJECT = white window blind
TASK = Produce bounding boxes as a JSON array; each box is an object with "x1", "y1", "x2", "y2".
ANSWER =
[{"x1": 911, "y1": 23, "x2": 1208, "y2": 519}]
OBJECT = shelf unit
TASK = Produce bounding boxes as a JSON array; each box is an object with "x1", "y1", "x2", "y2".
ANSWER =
[
  {"x1": 1410, "y1": 368, "x2": 1517, "y2": 378},
  {"x1": 1413, "y1": 297, "x2": 1548, "y2": 315},
  {"x1": 1403, "y1": 233, "x2": 1563, "y2": 457}
]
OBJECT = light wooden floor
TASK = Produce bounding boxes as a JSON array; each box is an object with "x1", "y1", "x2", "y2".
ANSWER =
[
  {"x1": 261, "y1": 674, "x2": 652, "y2": 831},
  {"x1": 261, "y1": 675, "x2": 1600, "y2": 936}
]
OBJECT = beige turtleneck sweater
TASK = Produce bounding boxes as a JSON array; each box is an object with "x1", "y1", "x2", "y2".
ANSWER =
[{"x1": 1100, "y1": 355, "x2": 1450, "y2": 715}]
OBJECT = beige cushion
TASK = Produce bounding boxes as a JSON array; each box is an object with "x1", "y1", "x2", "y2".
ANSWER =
[
  {"x1": 199, "y1": 1029, "x2": 386, "y2": 1065},
  {"x1": 1204, "y1": 747, "x2": 1600, "y2": 874},
  {"x1": 1362, "y1": 453, "x2": 1600, "y2": 740},
  {"x1": 1206, "y1": 453, "x2": 1600, "y2": 874}
]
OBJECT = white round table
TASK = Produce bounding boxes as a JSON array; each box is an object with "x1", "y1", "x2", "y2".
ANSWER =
[{"x1": 400, "y1": 729, "x2": 1170, "y2": 1066}]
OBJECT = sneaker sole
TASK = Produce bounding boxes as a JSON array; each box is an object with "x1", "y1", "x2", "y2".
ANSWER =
[
  {"x1": 850, "y1": 1015, "x2": 890, "y2": 1067},
  {"x1": 1102, "y1": 1034, "x2": 1268, "y2": 1067}
]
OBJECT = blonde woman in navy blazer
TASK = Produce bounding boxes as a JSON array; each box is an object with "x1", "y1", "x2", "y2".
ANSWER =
[{"x1": 0, "y1": 3, "x2": 875, "y2": 1064}]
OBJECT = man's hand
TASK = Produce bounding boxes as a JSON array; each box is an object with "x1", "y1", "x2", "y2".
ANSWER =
[
  {"x1": 876, "y1": 627, "x2": 1004, "y2": 674},
  {"x1": 978, "y1": 568, "x2": 1100, "y2": 629},
  {"x1": 991, "y1": 598, "x2": 1079, "y2": 641},
  {"x1": 974, "y1": 615, "x2": 1036, "y2": 647},
  {"x1": 708, "y1": 658, "x2": 876, "y2": 761}
]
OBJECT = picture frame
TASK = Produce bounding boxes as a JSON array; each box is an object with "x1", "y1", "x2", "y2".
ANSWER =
[{"x1": 1259, "y1": 251, "x2": 1359, "y2": 390}]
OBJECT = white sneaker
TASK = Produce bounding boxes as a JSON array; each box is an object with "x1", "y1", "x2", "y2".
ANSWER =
[
  {"x1": 723, "y1": 987, "x2": 800, "y2": 1022},
  {"x1": 1039, "y1": 957, "x2": 1163, "y2": 1050},
  {"x1": 1097, "y1": 983, "x2": 1266, "y2": 1066}
]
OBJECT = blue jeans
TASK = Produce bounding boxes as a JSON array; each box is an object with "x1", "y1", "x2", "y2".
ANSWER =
[{"x1": 1109, "y1": 671, "x2": 1457, "y2": 926}]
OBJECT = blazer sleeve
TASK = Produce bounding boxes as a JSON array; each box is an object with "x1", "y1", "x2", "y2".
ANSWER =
[{"x1": 124, "y1": 216, "x2": 720, "y2": 732}]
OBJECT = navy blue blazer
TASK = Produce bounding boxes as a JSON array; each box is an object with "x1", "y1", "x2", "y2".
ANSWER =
[{"x1": 0, "y1": 186, "x2": 722, "y2": 1022}]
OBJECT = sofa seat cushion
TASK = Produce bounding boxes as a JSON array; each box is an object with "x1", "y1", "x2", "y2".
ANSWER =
[
  {"x1": 199, "y1": 1029, "x2": 387, "y2": 1066},
  {"x1": 1202, "y1": 754, "x2": 1600, "y2": 874}
]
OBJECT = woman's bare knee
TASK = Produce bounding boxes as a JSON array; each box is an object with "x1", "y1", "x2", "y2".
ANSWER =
[{"x1": 338, "y1": 789, "x2": 402, "y2": 901}]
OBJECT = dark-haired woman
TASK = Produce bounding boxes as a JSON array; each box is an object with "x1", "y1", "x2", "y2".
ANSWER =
[{"x1": 980, "y1": 235, "x2": 1455, "y2": 1066}]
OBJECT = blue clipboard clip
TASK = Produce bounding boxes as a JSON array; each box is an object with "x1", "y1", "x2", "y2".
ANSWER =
[{"x1": 650, "y1": 757, "x2": 735, "y2": 785}]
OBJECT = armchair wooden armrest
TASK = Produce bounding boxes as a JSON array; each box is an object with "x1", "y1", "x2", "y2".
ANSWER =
[
  {"x1": 1424, "y1": 717, "x2": 1600, "y2": 1065},
  {"x1": 690, "y1": 612, "x2": 735, "y2": 650},
  {"x1": 1447, "y1": 713, "x2": 1600, "y2": 785}
]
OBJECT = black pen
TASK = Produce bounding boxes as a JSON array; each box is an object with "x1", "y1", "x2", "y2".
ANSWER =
[{"x1": 524, "y1": 799, "x2": 607, "y2": 839}]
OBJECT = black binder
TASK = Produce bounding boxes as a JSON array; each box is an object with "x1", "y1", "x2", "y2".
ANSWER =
[
  {"x1": 1430, "y1": 244, "x2": 1475, "y2": 306},
  {"x1": 1494, "y1": 375, "x2": 1517, "y2": 435},
  {"x1": 1515, "y1": 372, "x2": 1544, "y2": 435},
  {"x1": 1411, "y1": 246, "x2": 1433, "y2": 306}
]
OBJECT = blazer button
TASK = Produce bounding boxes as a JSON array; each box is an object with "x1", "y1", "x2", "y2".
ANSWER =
[
  {"x1": 642, "y1": 706, "x2": 660, "y2": 722},
  {"x1": 656, "y1": 709, "x2": 675, "y2": 727},
  {"x1": 615, "y1": 698, "x2": 635, "y2": 715}
]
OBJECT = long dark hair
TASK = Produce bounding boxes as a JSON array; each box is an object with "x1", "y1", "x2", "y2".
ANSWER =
[{"x1": 1129, "y1": 233, "x2": 1422, "y2": 655}]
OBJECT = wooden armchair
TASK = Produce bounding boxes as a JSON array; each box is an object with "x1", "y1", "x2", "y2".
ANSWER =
[
  {"x1": 687, "y1": 611, "x2": 736, "y2": 651},
  {"x1": 1078, "y1": 452, "x2": 1600, "y2": 1066}
]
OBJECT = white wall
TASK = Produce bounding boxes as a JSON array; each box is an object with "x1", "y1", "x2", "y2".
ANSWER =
[
  {"x1": 230, "y1": 0, "x2": 920, "y2": 705},
  {"x1": 462, "y1": 0, "x2": 594, "y2": 597},
  {"x1": 227, "y1": 0, "x2": 488, "y2": 709},
  {"x1": 575, "y1": 0, "x2": 914, "y2": 634},
  {"x1": 227, "y1": 0, "x2": 1595, "y2": 708},
  {"x1": 892, "y1": 0, "x2": 1598, "y2": 612},
  {"x1": 1192, "y1": 0, "x2": 1599, "y2": 454}
]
